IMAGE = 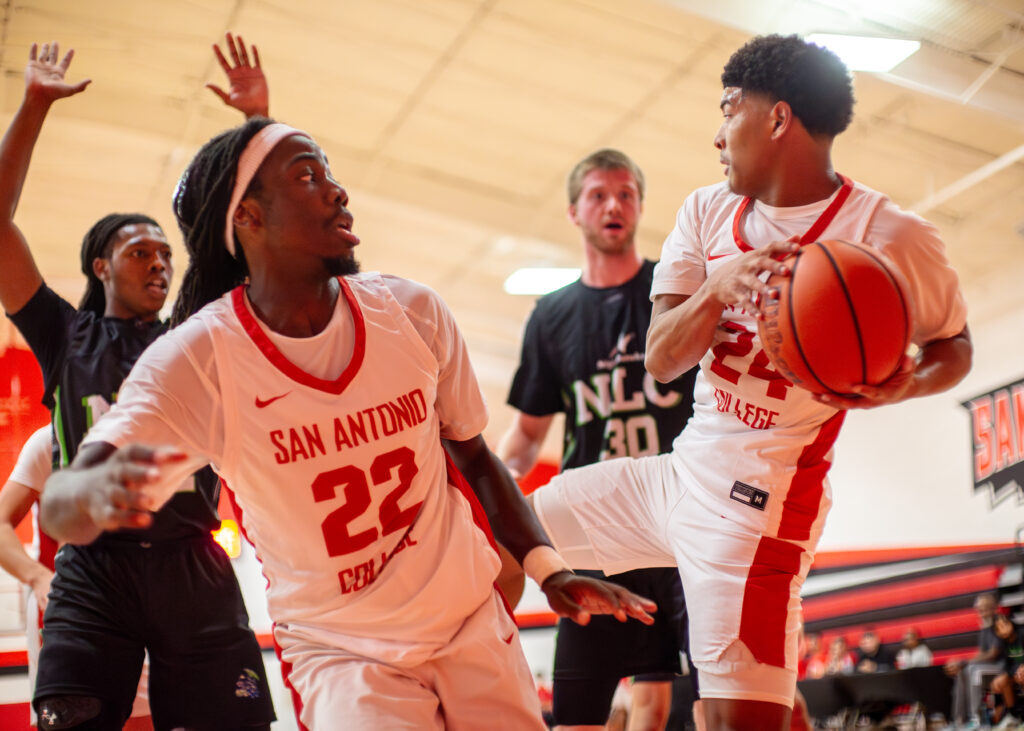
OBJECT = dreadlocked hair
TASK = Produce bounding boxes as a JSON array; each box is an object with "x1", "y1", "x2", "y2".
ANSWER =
[
  {"x1": 170, "y1": 116, "x2": 274, "y2": 326},
  {"x1": 79, "y1": 213, "x2": 161, "y2": 316}
]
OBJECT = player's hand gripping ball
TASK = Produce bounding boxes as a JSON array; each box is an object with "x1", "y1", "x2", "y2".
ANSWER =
[{"x1": 757, "y1": 239, "x2": 913, "y2": 397}]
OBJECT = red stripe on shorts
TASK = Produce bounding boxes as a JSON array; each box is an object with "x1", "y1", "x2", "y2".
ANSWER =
[
  {"x1": 777, "y1": 411, "x2": 845, "y2": 541},
  {"x1": 739, "y1": 536, "x2": 804, "y2": 668}
]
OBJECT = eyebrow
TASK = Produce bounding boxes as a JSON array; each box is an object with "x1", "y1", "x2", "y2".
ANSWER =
[{"x1": 288, "y1": 151, "x2": 324, "y2": 166}]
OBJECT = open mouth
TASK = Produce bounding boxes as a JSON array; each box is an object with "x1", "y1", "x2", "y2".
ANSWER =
[{"x1": 335, "y1": 214, "x2": 360, "y2": 245}]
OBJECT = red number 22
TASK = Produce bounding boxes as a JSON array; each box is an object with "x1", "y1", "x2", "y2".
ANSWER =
[{"x1": 311, "y1": 446, "x2": 421, "y2": 557}]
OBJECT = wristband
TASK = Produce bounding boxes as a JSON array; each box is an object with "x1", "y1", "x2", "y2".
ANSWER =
[{"x1": 523, "y1": 545, "x2": 573, "y2": 587}]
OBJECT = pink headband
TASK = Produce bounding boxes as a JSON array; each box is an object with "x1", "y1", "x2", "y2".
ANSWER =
[{"x1": 223, "y1": 123, "x2": 308, "y2": 256}]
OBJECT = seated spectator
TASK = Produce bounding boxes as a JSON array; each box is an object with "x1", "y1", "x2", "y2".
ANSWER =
[
  {"x1": 800, "y1": 630, "x2": 826, "y2": 679},
  {"x1": 824, "y1": 635, "x2": 856, "y2": 676},
  {"x1": 946, "y1": 592, "x2": 1007, "y2": 728},
  {"x1": 988, "y1": 613, "x2": 1023, "y2": 728},
  {"x1": 855, "y1": 628, "x2": 897, "y2": 673},
  {"x1": 895, "y1": 627, "x2": 934, "y2": 669}
]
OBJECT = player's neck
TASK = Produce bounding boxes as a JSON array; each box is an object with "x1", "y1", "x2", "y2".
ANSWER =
[
  {"x1": 581, "y1": 248, "x2": 643, "y2": 288},
  {"x1": 246, "y1": 274, "x2": 340, "y2": 338},
  {"x1": 760, "y1": 169, "x2": 842, "y2": 208},
  {"x1": 759, "y1": 143, "x2": 840, "y2": 207}
]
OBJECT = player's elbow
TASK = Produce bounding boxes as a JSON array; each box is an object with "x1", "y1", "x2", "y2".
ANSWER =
[{"x1": 644, "y1": 346, "x2": 683, "y2": 384}]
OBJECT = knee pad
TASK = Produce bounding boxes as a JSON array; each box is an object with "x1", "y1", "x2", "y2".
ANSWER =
[{"x1": 36, "y1": 695, "x2": 102, "y2": 730}]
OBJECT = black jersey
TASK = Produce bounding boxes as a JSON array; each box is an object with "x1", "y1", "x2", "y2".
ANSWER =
[
  {"x1": 9, "y1": 284, "x2": 220, "y2": 543},
  {"x1": 508, "y1": 260, "x2": 697, "y2": 470}
]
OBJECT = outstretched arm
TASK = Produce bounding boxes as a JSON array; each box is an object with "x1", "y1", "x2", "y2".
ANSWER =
[
  {"x1": 444, "y1": 434, "x2": 656, "y2": 626},
  {"x1": 495, "y1": 411, "x2": 554, "y2": 480},
  {"x1": 39, "y1": 442, "x2": 186, "y2": 545},
  {"x1": 0, "y1": 42, "x2": 90, "y2": 315},
  {"x1": 206, "y1": 32, "x2": 269, "y2": 118}
]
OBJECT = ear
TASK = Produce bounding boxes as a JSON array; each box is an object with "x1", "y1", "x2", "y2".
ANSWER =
[
  {"x1": 232, "y1": 198, "x2": 264, "y2": 233},
  {"x1": 567, "y1": 202, "x2": 579, "y2": 226},
  {"x1": 92, "y1": 257, "x2": 110, "y2": 282},
  {"x1": 769, "y1": 101, "x2": 794, "y2": 139}
]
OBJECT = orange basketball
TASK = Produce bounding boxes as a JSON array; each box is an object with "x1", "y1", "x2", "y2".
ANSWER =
[{"x1": 757, "y1": 239, "x2": 913, "y2": 396}]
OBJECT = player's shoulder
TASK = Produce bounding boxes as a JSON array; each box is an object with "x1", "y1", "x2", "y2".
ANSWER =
[
  {"x1": 684, "y1": 180, "x2": 736, "y2": 210},
  {"x1": 349, "y1": 271, "x2": 444, "y2": 311},
  {"x1": 849, "y1": 179, "x2": 940, "y2": 246},
  {"x1": 674, "y1": 181, "x2": 739, "y2": 228},
  {"x1": 533, "y1": 277, "x2": 586, "y2": 316}
]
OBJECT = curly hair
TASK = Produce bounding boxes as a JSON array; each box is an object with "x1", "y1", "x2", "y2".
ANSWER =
[
  {"x1": 721, "y1": 34, "x2": 854, "y2": 137},
  {"x1": 78, "y1": 213, "x2": 162, "y2": 316},
  {"x1": 170, "y1": 116, "x2": 273, "y2": 325},
  {"x1": 567, "y1": 149, "x2": 645, "y2": 205}
]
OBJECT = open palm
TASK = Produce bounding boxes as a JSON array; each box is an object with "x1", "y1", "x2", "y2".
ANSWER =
[{"x1": 25, "y1": 42, "x2": 90, "y2": 101}]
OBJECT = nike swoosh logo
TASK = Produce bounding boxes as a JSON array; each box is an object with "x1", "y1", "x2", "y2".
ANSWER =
[
  {"x1": 255, "y1": 392, "x2": 291, "y2": 409},
  {"x1": 502, "y1": 631, "x2": 515, "y2": 645},
  {"x1": 708, "y1": 253, "x2": 737, "y2": 261}
]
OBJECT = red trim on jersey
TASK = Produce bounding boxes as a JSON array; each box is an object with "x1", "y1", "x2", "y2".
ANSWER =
[
  {"x1": 731, "y1": 174, "x2": 853, "y2": 253},
  {"x1": 739, "y1": 535, "x2": 804, "y2": 668},
  {"x1": 230, "y1": 276, "x2": 366, "y2": 394},
  {"x1": 777, "y1": 411, "x2": 845, "y2": 542},
  {"x1": 441, "y1": 448, "x2": 516, "y2": 618},
  {"x1": 220, "y1": 479, "x2": 306, "y2": 727},
  {"x1": 273, "y1": 635, "x2": 310, "y2": 731}
]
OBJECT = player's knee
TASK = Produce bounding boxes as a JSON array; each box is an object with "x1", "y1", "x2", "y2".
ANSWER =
[
  {"x1": 628, "y1": 683, "x2": 672, "y2": 731},
  {"x1": 36, "y1": 695, "x2": 102, "y2": 730}
]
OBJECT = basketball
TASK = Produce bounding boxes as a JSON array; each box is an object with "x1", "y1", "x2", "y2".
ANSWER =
[{"x1": 757, "y1": 239, "x2": 913, "y2": 396}]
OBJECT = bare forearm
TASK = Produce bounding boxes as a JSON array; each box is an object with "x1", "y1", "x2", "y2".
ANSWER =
[
  {"x1": 495, "y1": 413, "x2": 553, "y2": 480},
  {"x1": 0, "y1": 95, "x2": 51, "y2": 221},
  {"x1": 0, "y1": 524, "x2": 49, "y2": 586},
  {"x1": 645, "y1": 290, "x2": 721, "y2": 383},
  {"x1": 906, "y1": 326, "x2": 972, "y2": 400},
  {"x1": 444, "y1": 436, "x2": 549, "y2": 563}
]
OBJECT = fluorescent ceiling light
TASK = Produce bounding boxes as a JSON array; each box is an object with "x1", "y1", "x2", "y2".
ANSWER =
[
  {"x1": 504, "y1": 267, "x2": 581, "y2": 295},
  {"x1": 807, "y1": 33, "x2": 920, "y2": 73}
]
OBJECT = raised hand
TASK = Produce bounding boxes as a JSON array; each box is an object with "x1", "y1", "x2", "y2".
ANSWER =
[
  {"x1": 207, "y1": 32, "x2": 269, "y2": 118},
  {"x1": 24, "y1": 42, "x2": 90, "y2": 103},
  {"x1": 541, "y1": 571, "x2": 657, "y2": 626}
]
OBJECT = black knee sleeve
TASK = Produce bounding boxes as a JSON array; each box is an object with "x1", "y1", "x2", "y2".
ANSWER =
[{"x1": 36, "y1": 695, "x2": 102, "y2": 730}]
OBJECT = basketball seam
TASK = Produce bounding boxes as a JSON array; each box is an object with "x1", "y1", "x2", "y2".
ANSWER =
[
  {"x1": 824, "y1": 242, "x2": 868, "y2": 387},
  {"x1": 846, "y1": 244, "x2": 912, "y2": 379},
  {"x1": 787, "y1": 244, "x2": 842, "y2": 396}
]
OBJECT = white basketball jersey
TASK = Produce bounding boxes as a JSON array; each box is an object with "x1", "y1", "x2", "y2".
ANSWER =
[
  {"x1": 92, "y1": 274, "x2": 502, "y2": 664},
  {"x1": 652, "y1": 179, "x2": 967, "y2": 541}
]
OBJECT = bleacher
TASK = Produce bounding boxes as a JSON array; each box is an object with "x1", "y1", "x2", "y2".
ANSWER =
[{"x1": 798, "y1": 544, "x2": 1022, "y2": 727}]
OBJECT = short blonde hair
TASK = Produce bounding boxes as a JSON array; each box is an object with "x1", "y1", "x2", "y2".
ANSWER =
[{"x1": 567, "y1": 149, "x2": 645, "y2": 205}]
